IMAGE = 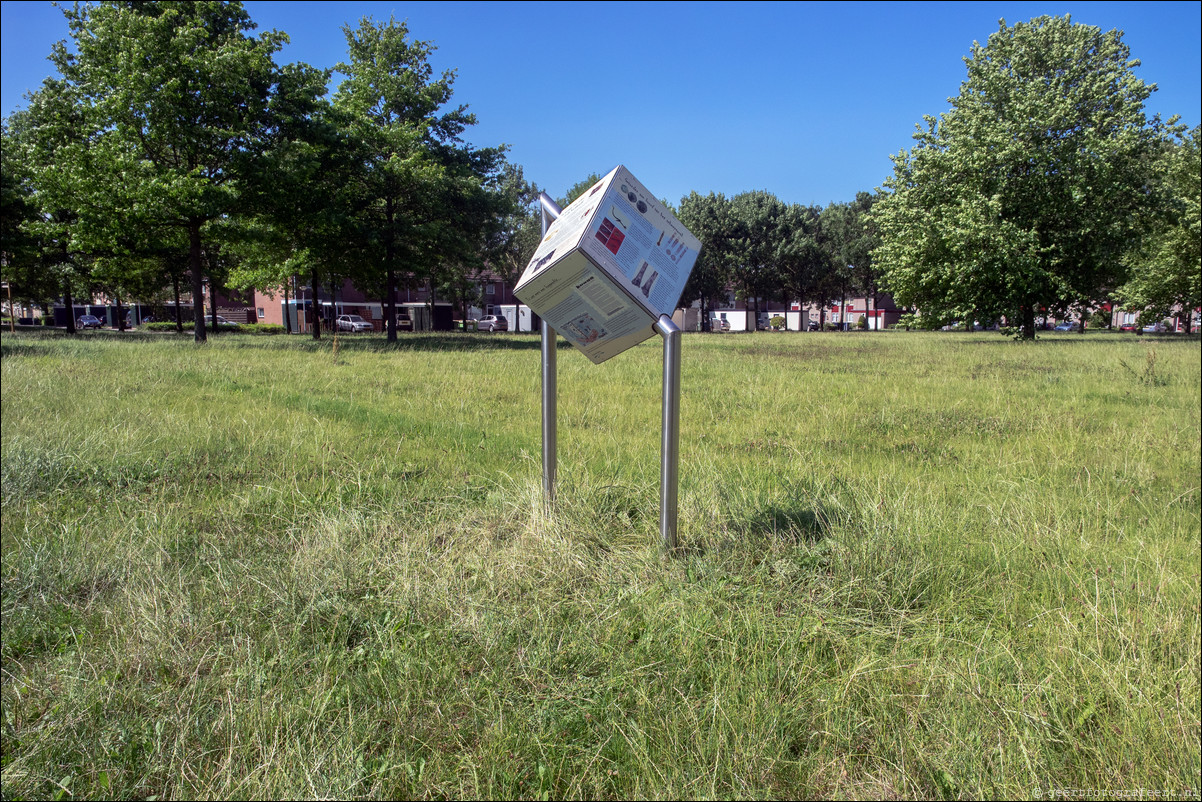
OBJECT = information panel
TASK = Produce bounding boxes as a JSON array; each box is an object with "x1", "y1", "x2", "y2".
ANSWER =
[{"x1": 515, "y1": 165, "x2": 701, "y2": 364}]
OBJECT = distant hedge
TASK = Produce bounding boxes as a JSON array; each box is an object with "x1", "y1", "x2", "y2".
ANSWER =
[{"x1": 141, "y1": 321, "x2": 289, "y2": 334}]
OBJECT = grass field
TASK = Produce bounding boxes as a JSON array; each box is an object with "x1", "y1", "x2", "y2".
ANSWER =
[{"x1": 1, "y1": 327, "x2": 1199, "y2": 800}]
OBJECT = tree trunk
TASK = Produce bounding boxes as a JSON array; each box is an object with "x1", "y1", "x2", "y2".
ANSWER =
[
  {"x1": 385, "y1": 267, "x2": 397, "y2": 342},
  {"x1": 283, "y1": 278, "x2": 291, "y2": 334},
  {"x1": 189, "y1": 223, "x2": 207, "y2": 343},
  {"x1": 1021, "y1": 305, "x2": 1036, "y2": 340},
  {"x1": 115, "y1": 293, "x2": 125, "y2": 332},
  {"x1": 173, "y1": 275, "x2": 183, "y2": 333},
  {"x1": 310, "y1": 270, "x2": 321, "y2": 340},
  {"x1": 64, "y1": 281, "x2": 76, "y2": 335}
]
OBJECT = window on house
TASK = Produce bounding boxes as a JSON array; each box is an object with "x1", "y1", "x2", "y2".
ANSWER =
[
  {"x1": 486, "y1": 284, "x2": 495, "y2": 295},
  {"x1": 257, "y1": 307, "x2": 265, "y2": 318}
]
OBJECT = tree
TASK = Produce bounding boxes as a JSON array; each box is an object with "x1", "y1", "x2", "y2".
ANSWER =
[
  {"x1": 4, "y1": 83, "x2": 98, "y2": 332},
  {"x1": 334, "y1": 16, "x2": 505, "y2": 342},
  {"x1": 822, "y1": 193, "x2": 882, "y2": 330},
  {"x1": 777, "y1": 203, "x2": 833, "y2": 331},
  {"x1": 726, "y1": 191, "x2": 790, "y2": 331},
  {"x1": 872, "y1": 16, "x2": 1163, "y2": 339},
  {"x1": 557, "y1": 173, "x2": 604, "y2": 209},
  {"x1": 677, "y1": 192, "x2": 734, "y2": 331},
  {"x1": 1117, "y1": 126, "x2": 1201, "y2": 332},
  {"x1": 230, "y1": 61, "x2": 357, "y2": 340},
  {"x1": 53, "y1": 1, "x2": 287, "y2": 342},
  {"x1": 486, "y1": 163, "x2": 542, "y2": 307}
]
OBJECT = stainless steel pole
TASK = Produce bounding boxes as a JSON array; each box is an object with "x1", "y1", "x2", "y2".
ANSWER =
[
  {"x1": 539, "y1": 193, "x2": 562, "y2": 502},
  {"x1": 655, "y1": 313, "x2": 682, "y2": 551}
]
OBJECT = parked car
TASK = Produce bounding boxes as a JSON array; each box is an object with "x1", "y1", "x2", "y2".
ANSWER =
[
  {"x1": 1053, "y1": 320, "x2": 1076, "y2": 331},
  {"x1": 336, "y1": 314, "x2": 373, "y2": 333},
  {"x1": 1142, "y1": 321, "x2": 1167, "y2": 334},
  {"x1": 478, "y1": 315, "x2": 508, "y2": 332},
  {"x1": 807, "y1": 320, "x2": 820, "y2": 331},
  {"x1": 395, "y1": 311, "x2": 413, "y2": 332},
  {"x1": 1118, "y1": 323, "x2": 1138, "y2": 332},
  {"x1": 77, "y1": 315, "x2": 102, "y2": 329}
]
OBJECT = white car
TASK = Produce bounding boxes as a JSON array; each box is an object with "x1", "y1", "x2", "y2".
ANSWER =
[{"x1": 336, "y1": 314, "x2": 373, "y2": 333}]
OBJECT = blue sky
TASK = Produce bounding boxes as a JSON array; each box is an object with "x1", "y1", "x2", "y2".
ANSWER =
[{"x1": 3, "y1": 1, "x2": 1199, "y2": 208}]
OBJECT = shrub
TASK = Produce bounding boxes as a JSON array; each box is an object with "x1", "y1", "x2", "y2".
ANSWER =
[
  {"x1": 769, "y1": 315, "x2": 785, "y2": 331},
  {"x1": 242, "y1": 323, "x2": 285, "y2": 335},
  {"x1": 143, "y1": 322, "x2": 183, "y2": 332}
]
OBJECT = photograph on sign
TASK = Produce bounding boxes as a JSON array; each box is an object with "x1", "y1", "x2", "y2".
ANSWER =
[{"x1": 515, "y1": 165, "x2": 701, "y2": 364}]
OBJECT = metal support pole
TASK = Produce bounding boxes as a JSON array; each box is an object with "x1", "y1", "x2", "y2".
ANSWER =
[
  {"x1": 655, "y1": 313, "x2": 682, "y2": 551},
  {"x1": 539, "y1": 193, "x2": 562, "y2": 502}
]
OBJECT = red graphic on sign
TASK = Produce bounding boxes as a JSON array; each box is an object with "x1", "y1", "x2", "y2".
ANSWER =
[{"x1": 595, "y1": 218, "x2": 625, "y2": 255}]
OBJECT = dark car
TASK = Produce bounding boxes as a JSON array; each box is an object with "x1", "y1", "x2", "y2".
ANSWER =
[{"x1": 77, "y1": 315, "x2": 102, "y2": 329}]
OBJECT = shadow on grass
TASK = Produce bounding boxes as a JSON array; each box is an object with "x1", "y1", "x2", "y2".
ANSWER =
[
  {"x1": 673, "y1": 502, "x2": 831, "y2": 560},
  {"x1": 737, "y1": 503, "x2": 829, "y2": 543}
]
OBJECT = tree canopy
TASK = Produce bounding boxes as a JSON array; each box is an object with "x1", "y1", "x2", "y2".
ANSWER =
[{"x1": 872, "y1": 15, "x2": 1166, "y2": 338}]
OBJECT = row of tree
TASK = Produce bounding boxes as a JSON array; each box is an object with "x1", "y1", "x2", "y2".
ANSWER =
[
  {"x1": 3, "y1": 9, "x2": 1198, "y2": 342},
  {"x1": 667, "y1": 16, "x2": 1199, "y2": 339},
  {"x1": 1, "y1": 1, "x2": 533, "y2": 341}
]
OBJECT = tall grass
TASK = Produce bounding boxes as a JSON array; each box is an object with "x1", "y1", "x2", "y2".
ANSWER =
[{"x1": 2, "y1": 328, "x2": 1199, "y2": 799}]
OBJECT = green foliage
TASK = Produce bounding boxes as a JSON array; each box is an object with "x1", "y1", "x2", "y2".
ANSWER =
[
  {"x1": 242, "y1": 323, "x2": 285, "y2": 335},
  {"x1": 332, "y1": 16, "x2": 507, "y2": 340},
  {"x1": 487, "y1": 163, "x2": 542, "y2": 296},
  {"x1": 770, "y1": 314, "x2": 786, "y2": 330},
  {"x1": 677, "y1": 191, "x2": 734, "y2": 329},
  {"x1": 1117, "y1": 126, "x2": 1202, "y2": 330},
  {"x1": 557, "y1": 173, "x2": 604, "y2": 208},
  {"x1": 873, "y1": 16, "x2": 1163, "y2": 339},
  {"x1": 51, "y1": 1, "x2": 288, "y2": 342}
]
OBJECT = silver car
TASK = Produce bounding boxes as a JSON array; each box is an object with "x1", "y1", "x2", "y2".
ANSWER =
[
  {"x1": 478, "y1": 315, "x2": 508, "y2": 332},
  {"x1": 336, "y1": 314, "x2": 373, "y2": 333}
]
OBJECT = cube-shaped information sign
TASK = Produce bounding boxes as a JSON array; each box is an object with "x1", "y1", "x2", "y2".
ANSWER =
[{"x1": 515, "y1": 165, "x2": 701, "y2": 364}]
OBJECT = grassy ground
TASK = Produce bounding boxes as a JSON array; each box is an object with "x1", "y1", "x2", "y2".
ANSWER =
[{"x1": 1, "y1": 327, "x2": 1199, "y2": 800}]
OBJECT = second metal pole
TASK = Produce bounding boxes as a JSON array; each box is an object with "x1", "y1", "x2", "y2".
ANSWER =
[
  {"x1": 655, "y1": 314, "x2": 682, "y2": 551},
  {"x1": 541, "y1": 317, "x2": 557, "y2": 502}
]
